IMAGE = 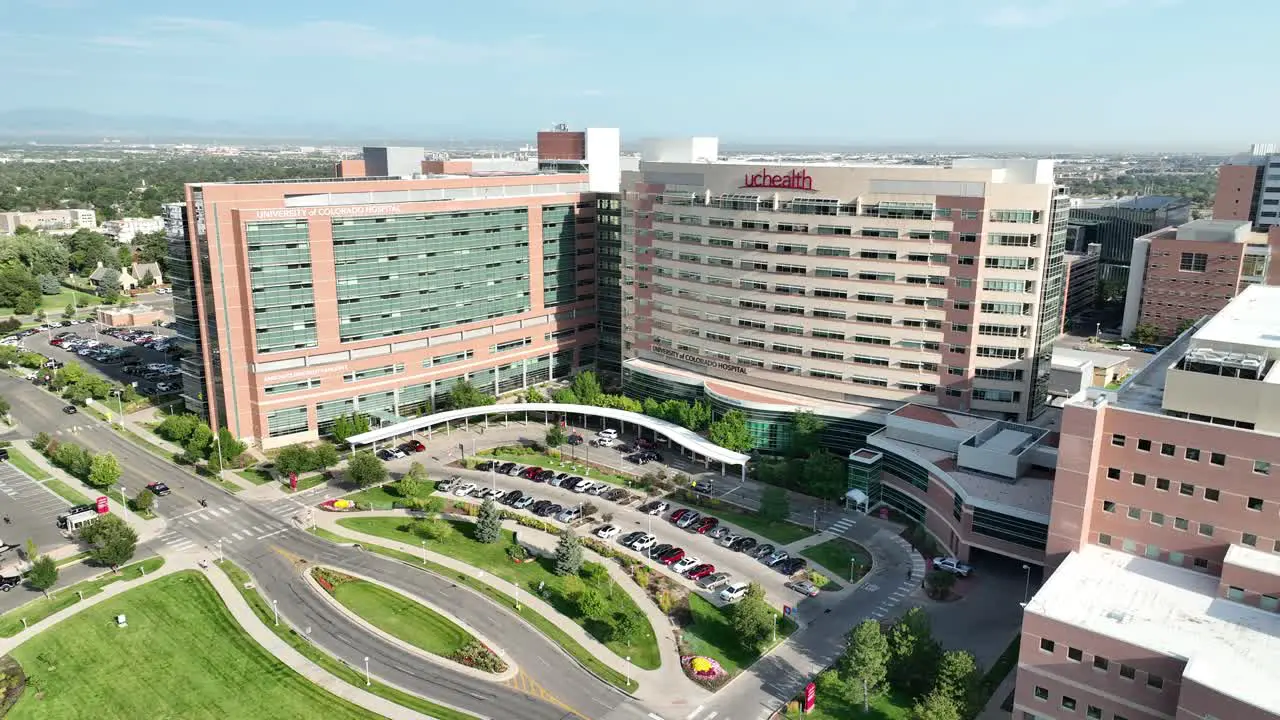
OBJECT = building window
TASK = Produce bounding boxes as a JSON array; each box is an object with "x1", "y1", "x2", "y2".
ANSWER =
[
  {"x1": 1132, "y1": 473, "x2": 1147, "y2": 486},
  {"x1": 1106, "y1": 467, "x2": 1121, "y2": 480},
  {"x1": 1161, "y1": 443, "x2": 1175, "y2": 456},
  {"x1": 1255, "y1": 460, "x2": 1271, "y2": 475},
  {"x1": 1179, "y1": 482, "x2": 1195, "y2": 496},
  {"x1": 1210, "y1": 452, "x2": 1226, "y2": 466},
  {"x1": 1111, "y1": 433, "x2": 1126, "y2": 447},
  {"x1": 1145, "y1": 544, "x2": 1161, "y2": 559},
  {"x1": 1034, "y1": 686, "x2": 1049, "y2": 701},
  {"x1": 1194, "y1": 557, "x2": 1209, "y2": 569},
  {"x1": 1199, "y1": 523, "x2": 1214, "y2": 537},
  {"x1": 1120, "y1": 664, "x2": 1136, "y2": 680},
  {"x1": 1122, "y1": 538, "x2": 1138, "y2": 552},
  {"x1": 1174, "y1": 517, "x2": 1189, "y2": 531},
  {"x1": 1261, "y1": 595, "x2": 1280, "y2": 612},
  {"x1": 1147, "y1": 674, "x2": 1164, "y2": 690},
  {"x1": 1061, "y1": 697, "x2": 1077, "y2": 711},
  {"x1": 1228, "y1": 586, "x2": 1246, "y2": 601},
  {"x1": 1127, "y1": 506, "x2": 1141, "y2": 520},
  {"x1": 1102, "y1": 501, "x2": 1116, "y2": 513},
  {"x1": 1137, "y1": 438, "x2": 1152, "y2": 452},
  {"x1": 1086, "y1": 707, "x2": 1103, "y2": 720},
  {"x1": 1067, "y1": 647, "x2": 1083, "y2": 662},
  {"x1": 1156, "y1": 477, "x2": 1170, "y2": 491},
  {"x1": 1093, "y1": 655, "x2": 1109, "y2": 671},
  {"x1": 1243, "y1": 532, "x2": 1258, "y2": 547},
  {"x1": 1185, "y1": 447, "x2": 1200, "y2": 461},
  {"x1": 1098, "y1": 533, "x2": 1112, "y2": 546},
  {"x1": 1150, "y1": 512, "x2": 1164, "y2": 526},
  {"x1": 1204, "y1": 487, "x2": 1220, "y2": 502},
  {"x1": 1246, "y1": 496, "x2": 1264, "y2": 512},
  {"x1": 1169, "y1": 551, "x2": 1185, "y2": 565},
  {"x1": 1040, "y1": 638, "x2": 1055, "y2": 652},
  {"x1": 1179, "y1": 252, "x2": 1208, "y2": 272}
]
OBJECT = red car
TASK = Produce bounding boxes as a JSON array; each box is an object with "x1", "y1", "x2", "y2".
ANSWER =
[
  {"x1": 669, "y1": 508, "x2": 690, "y2": 525},
  {"x1": 694, "y1": 517, "x2": 719, "y2": 534},
  {"x1": 520, "y1": 466, "x2": 543, "y2": 479},
  {"x1": 659, "y1": 548, "x2": 685, "y2": 566},
  {"x1": 685, "y1": 563, "x2": 715, "y2": 580},
  {"x1": 408, "y1": 440, "x2": 426, "y2": 452}
]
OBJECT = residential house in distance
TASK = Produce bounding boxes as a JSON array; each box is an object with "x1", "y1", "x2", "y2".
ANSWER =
[{"x1": 87, "y1": 261, "x2": 164, "y2": 294}]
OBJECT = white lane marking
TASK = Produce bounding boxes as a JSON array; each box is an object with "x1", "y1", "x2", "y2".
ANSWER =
[
  {"x1": 649, "y1": 714, "x2": 666, "y2": 720},
  {"x1": 172, "y1": 540, "x2": 194, "y2": 551},
  {"x1": 685, "y1": 706, "x2": 703, "y2": 720},
  {"x1": 231, "y1": 532, "x2": 243, "y2": 540},
  {"x1": 216, "y1": 507, "x2": 233, "y2": 516},
  {"x1": 189, "y1": 516, "x2": 201, "y2": 524},
  {"x1": 703, "y1": 713, "x2": 717, "y2": 720},
  {"x1": 250, "y1": 525, "x2": 264, "y2": 534},
  {"x1": 257, "y1": 528, "x2": 287, "y2": 540}
]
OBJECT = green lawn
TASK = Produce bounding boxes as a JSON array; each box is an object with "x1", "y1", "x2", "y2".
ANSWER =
[
  {"x1": 332, "y1": 578, "x2": 474, "y2": 660},
  {"x1": 42, "y1": 479, "x2": 92, "y2": 506},
  {"x1": 8, "y1": 570, "x2": 382, "y2": 720},
  {"x1": 218, "y1": 561, "x2": 477, "y2": 720},
  {"x1": 344, "y1": 482, "x2": 435, "y2": 509},
  {"x1": 337, "y1": 517, "x2": 661, "y2": 671},
  {"x1": 55, "y1": 552, "x2": 91, "y2": 567},
  {"x1": 0, "y1": 557, "x2": 165, "y2": 638},
  {"x1": 0, "y1": 289, "x2": 100, "y2": 317},
  {"x1": 801, "y1": 538, "x2": 874, "y2": 584},
  {"x1": 307, "y1": 528, "x2": 633, "y2": 691},
  {"x1": 235, "y1": 467, "x2": 274, "y2": 485},
  {"x1": 681, "y1": 594, "x2": 797, "y2": 675},
  {"x1": 783, "y1": 688, "x2": 913, "y2": 720},
  {"x1": 474, "y1": 448, "x2": 633, "y2": 486},
  {"x1": 692, "y1": 502, "x2": 815, "y2": 545},
  {"x1": 5, "y1": 448, "x2": 50, "y2": 481}
]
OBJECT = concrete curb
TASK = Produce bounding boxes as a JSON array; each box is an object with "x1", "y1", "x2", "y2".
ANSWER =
[{"x1": 302, "y1": 566, "x2": 519, "y2": 683}]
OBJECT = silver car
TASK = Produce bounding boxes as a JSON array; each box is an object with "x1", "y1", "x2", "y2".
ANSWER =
[{"x1": 698, "y1": 572, "x2": 731, "y2": 591}]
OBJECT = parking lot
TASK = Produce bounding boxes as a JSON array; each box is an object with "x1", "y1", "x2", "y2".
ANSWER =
[
  {"x1": 0, "y1": 462, "x2": 75, "y2": 556},
  {"x1": 15, "y1": 322, "x2": 182, "y2": 399}
]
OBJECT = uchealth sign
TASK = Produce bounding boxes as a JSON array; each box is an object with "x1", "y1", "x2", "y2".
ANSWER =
[
  {"x1": 652, "y1": 345, "x2": 748, "y2": 375},
  {"x1": 741, "y1": 168, "x2": 815, "y2": 192}
]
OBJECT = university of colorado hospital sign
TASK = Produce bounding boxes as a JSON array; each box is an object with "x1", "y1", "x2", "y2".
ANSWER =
[
  {"x1": 740, "y1": 169, "x2": 816, "y2": 192},
  {"x1": 249, "y1": 204, "x2": 403, "y2": 221}
]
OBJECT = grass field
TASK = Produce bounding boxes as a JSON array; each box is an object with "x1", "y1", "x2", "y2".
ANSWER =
[
  {"x1": 8, "y1": 571, "x2": 382, "y2": 720},
  {"x1": 54, "y1": 552, "x2": 90, "y2": 567},
  {"x1": 5, "y1": 448, "x2": 50, "y2": 481},
  {"x1": 332, "y1": 579, "x2": 474, "y2": 660},
  {"x1": 337, "y1": 516, "x2": 661, "y2": 671},
  {"x1": 801, "y1": 538, "x2": 874, "y2": 584},
  {"x1": 681, "y1": 594, "x2": 798, "y2": 675},
  {"x1": 783, "y1": 687, "x2": 913, "y2": 720},
  {"x1": 344, "y1": 481, "x2": 435, "y2": 509},
  {"x1": 235, "y1": 467, "x2": 274, "y2": 485},
  {"x1": 41, "y1": 479, "x2": 91, "y2": 506},
  {"x1": 307, "y1": 527, "x2": 634, "y2": 691},
  {"x1": 217, "y1": 562, "x2": 477, "y2": 720},
  {"x1": 0, "y1": 289, "x2": 100, "y2": 317},
  {"x1": 0, "y1": 557, "x2": 165, "y2": 638}
]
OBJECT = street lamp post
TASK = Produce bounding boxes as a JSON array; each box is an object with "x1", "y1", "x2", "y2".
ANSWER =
[
  {"x1": 420, "y1": 540, "x2": 426, "y2": 565},
  {"x1": 216, "y1": 539, "x2": 223, "y2": 563},
  {"x1": 625, "y1": 656, "x2": 631, "y2": 688},
  {"x1": 850, "y1": 558, "x2": 856, "y2": 584},
  {"x1": 1022, "y1": 563, "x2": 1032, "y2": 604},
  {"x1": 272, "y1": 599, "x2": 279, "y2": 626},
  {"x1": 363, "y1": 656, "x2": 371, "y2": 686},
  {"x1": 812, "y1": 508, "x2": 818, "y2": 532},
  {"x1": 1095, "y1": 322, "x2": 1101, "y2": 343},
  {"x1": 772, "y1": 612, "x2": 778, "y2": 643},
  {"x1": 118, "y1": 485, "x2": 128, "y2": 519}
]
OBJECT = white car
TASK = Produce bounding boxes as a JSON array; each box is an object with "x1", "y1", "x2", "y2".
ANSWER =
[
  {"x1": 719, "y1": 581, "x2": 751, "y2": 603},
  {"x1": 1118, "y1": 343, "x2": 1136, "y2": 352},
  {"x1": 671, "y1": 556, "x2": 700, "y2": 574},
  {"x1": 595, "y1": 437, "x2": 616, "y2": 448},
  {"x1": 595, "y1": 524, "x2": 620, "y2": 540},
  {"x1": 597, "y1": 428, "x2": 618, "y2": 440},
  {"x1": 645, "y1": 501, "x2": 669, "y2": 516},
  {"x1": 631, "y1": 534, "x2": 657, "y2": 552},
  {"x1": 574, "y1": 480, "x2": 598, "y2": 494},
  {"x1": 483, "y1": 488, "x2": 505, "y2": 501},
  {"x1": 931, "y1": 556, "x2": 973, "y2": 577},
  {"x1": 453, "y1": 483, "x2": 477, "y2": 497}
]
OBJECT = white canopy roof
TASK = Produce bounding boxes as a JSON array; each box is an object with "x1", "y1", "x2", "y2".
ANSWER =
[{"x1": 344, "y1": 402, "x2": 752, "y2": 466}]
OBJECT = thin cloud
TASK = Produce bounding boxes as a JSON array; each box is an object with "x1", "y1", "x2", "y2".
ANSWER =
[
  {"x1": 982, "y1": 0, "x2": 1177, "y2": 28},
  {"x1": 91, "y1": 35, "x2": 151, "y2": 49}
]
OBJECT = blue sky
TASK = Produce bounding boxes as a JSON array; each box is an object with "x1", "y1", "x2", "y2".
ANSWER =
[{"x1": 2, "y1": 0, "x2": 1275, "y2": 148}]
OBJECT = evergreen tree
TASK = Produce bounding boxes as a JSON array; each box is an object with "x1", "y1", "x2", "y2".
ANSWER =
[
  {"x1": 932, "y1": 650, "x2": 982, "y2": 717},
  {"x1": 475, "y1": 498, "x2": 503, "y2": 544},
  {"x1": 554, "y1": 528, "x2": 583, "y2": 575}
]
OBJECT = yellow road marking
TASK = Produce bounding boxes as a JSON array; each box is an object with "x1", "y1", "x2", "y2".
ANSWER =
[{"x1": 505, "y1": 670, "x2": 590, "y2": 719}]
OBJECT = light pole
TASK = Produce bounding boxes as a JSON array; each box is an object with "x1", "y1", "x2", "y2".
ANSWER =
[
  {"x1": 515, "y1": 586, "x2": 521, "y2": 612},
  {"x1": 772, "y1": 612, "x2": 778, "y2": 643},
  {"x1": 625, "y1": 655, "x2": 631, "y2": 688},
  {"x1": 111, "y1": 389, "x2": 123, "y2": 419},
  {"x1": 1095, "y1": 322, "x2": 1101, "y2": 343},
  {"x1": 421, "y1": 540, "x2": 427, "y2": 565},
  {"x1": 812, "y1": 508, "x2": 818, "y2": 532},
  {"x1": 216, "y1": 539, "x2": 223, "y2": 563},
  {"x1": 272, "y1": 599, "x2": 279, "y2": 626},
  {"x1": 118, "y1": 485, "x2": 128, "y2": 519},
  {"x1": 363, "y1": 656, "x2": 371, "y2": 686},
  {"x1": 850, "y1": 557, "x2": 856, "y2": 584},
  {"x1": 1022, "y1": 563, "x2": 1032, "y2": 604}
]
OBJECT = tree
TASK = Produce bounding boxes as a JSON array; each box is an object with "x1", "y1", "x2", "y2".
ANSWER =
[
  {"x1": 804, "y1": 450, "x2": 847, "y2": 500},
  {"x1": 116, "y1": 245, "x2": 133, "y2": 269},
  {"x1": 574, "y1": 587, "x2": 608, "y2": 621},
  {"x1": 414, "y1": 518, "x2": 456, "y2": 542},
  {"x1": 312, "y1": 443, "x2": 340, "y2": 470},
  {"x1": 132, "y1": 487, "x2": 155, "y2": 514},
  {"x1": 932, "y1": 650, "x2": 982, "y2": 717},
  {"x1": 26, "y1": 555, "x2": 58, "y2": 598},
  {"x1": 912, "y1": 689, "x2": 962, "y2": 720},
  {"x1": 570, "y1": 371, "x2": 603, "y2": 405},
  {"x1": 729, "y1": 582, "x2": 776, "y2": 650},
  {"x1": 13, "y1": 292, "x2": 38, "y2": 316},
  {"x1": 708, "y1": 410, "x2": 754, "y2": 452},
  {"x1": 346, "y1": 450, "x2": 386, "y2": 487},
  {"x1": 841, "y1": 619, "x2": 891, "y2": 704},
  {"x1": 0, "y1": 395, "x2": 10, "y2": 417},
  {"x1": 155, "y1": 413, "x2": 202, "y2": 443},
  {"x1": 447, "y1": 380, "x2": 495, "y2": 410},
  {"x1": 65, "y1": 229, "x2": 113, "y2": 276},
  {"x1": 550, "y1": 387, "x2": 579, "y2": 404},
  {"x1": 474, "y1": 498, "x2": 503, "y2": 543},
  {"x1": 789, "y1": 410, "x2": 826, "y2": 457},
  {"x1": 612, "y1": 609, "x2": 641, "y2": 643},
  {"x1": 524, "y1": 386, "x2": 547, "y2": 403},
  {"x1": 1132, "y1": 322, "x2": 1160, "y2": 345},
  {"x1": 211, "y1": 427, "x2": 246, "y2": 463},
  {"x1": 274, "y1": 443, "x2": 319, "y2": 476},
  {"x1": 36, "y1": 273, "x2": 60, "y2": 295},
  {"x1": 184, "y1": 423, "x2": 213, "y2": 460},
  {"x1": 545, "y1": 425, "x2": 566, "y2": 450},
  {"x1": 62, "y1": 302, "x2": 75, "y2": 319},
  {"x1": 78, "y1": 514, "x2": 137, "y2": 569},
  {"x1": 98, "y1": 270, "x2": 122, "y2": 304},
  {"x1": 394, "y1": 472, "x2": 428, "y2": 500},
  {"x1": 888, "y1": 607, "x2": 942, "y2": 699},
  {"x1": 758, "y1": 485, "x2": 791, "y2": 524},
  {"x1": 1174, "y1": 317, "x2": 1196, "y2": 336},
  {"x1": 554, "y1": 528, "x2": 583, "y2": 576},
  {"x1": 139, "y1": 270, "x2": 156, "y2": 288},
  {"x1": 86, "y1": 452, "x2": 122, "y2": 489},
  {"x1": 0, "y1": 264, "x2": 40, "y2": 308},
  {"x1": 924, "y1": 569, "x2": 957, "y2": 601}
]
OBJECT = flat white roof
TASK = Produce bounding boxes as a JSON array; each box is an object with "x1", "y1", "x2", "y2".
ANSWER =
[
  {"x1": 1192, "y1": 284, "x2": 1280, "y2": 351},
  {"x1": 1052, "y1": 347, "x2": 1129, "y2": 369},
  {"x1": 344, "y1": 402, "x2": 751, "y2": 466},
  {"x1": 1225, "y1": 543, "x2": 1280, "y2": 577},
  {"x1": 1027, "y1": 545, "x2": 1280, "y2": 715}
]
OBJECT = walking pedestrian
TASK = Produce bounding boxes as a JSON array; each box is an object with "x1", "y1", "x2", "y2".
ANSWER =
[{"x1": 907, "y1": 566, "x2": 913, "y2": 581}]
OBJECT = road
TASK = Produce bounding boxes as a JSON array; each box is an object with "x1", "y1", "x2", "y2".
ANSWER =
[{"x1": 0, "y1": 374, "x2": 647, "y2": 720}]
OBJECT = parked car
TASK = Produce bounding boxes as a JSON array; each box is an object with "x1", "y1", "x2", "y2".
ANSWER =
[
  {"x1": 707, "y1": 525, "x2": 729, "y2": 540},
  {"x1": 482, "y1": 487, "x2": 505, "y2": 501},
  {"x1": 567, "y1": 433, "x2": 584, "y2": 446},
  {"x1": 631, "y1": 534, "x2": 657, "y2": 552},
  {"x1": 597, "y1": 428, "x2": 618, "y2": 440},
  {"x1": 594, "y1": 437, "x2": 616, "y2": 448},
  {"x1": 676, "y1": 511, "x2": 701, "y2": 529},
  {"x1": 556, "y1": 507, "x2": 582, "y2": 523},
  {"x1": 537, "y1": 503, "x2": 563, "y2": 518},
  {"x1": 529, "y1": 500, "x2": 552, "y2": 515},
  {"x1": 62, "y1": 405, "x2": 78, "y2": 414},
  {"x1": 595, "y1": 525, "x2": 620, "y2": 540},
  {"x1": 685, "y1": 563, "x2": 715, "y2": 580},
  {"x1": 671, "y1": 556, "x2": 700, "y2": 574},
  {"x1": 619, "y1": 531, "x2": 646, "y2": 547},
  {"x1": 719, "y1": 582, "x2": 751, "y2": 603},
  {"x1": 753, "y1": 543, "x2": 776, "y2": 559},
  {"x1": 407, "y1": 440, "x2": 426, "y2": 452},
  {"x1": 1117, "y1": 343, "x2": 1136, "y2": 352},
  {"x1": 643, "y1": 501, "x2": 669, "y2": 516},
  {"x1": 499, "y1": 462, "x2": 519, "y2": 475},
  {"x1": 778, "y1": 558, "x2": 808, "y2": 575},
  {"x1": 501, "y1": 490, "x2": 523, "y2": 505},
  {"x1": 669, "y1": 508, "x2": 690, "y2": 525},
  {"x1": 730, "y1": 537, "x2": 758, "y2": 554},
  {"x1": 602, "y1": 488, "x2": 627, "y2": 502},
  {"x1": 787, "y1": 580, "x2": 820, "y2": 597},
  {"x1": 698, "y1": 572, "x2": 730, "y2": 590},
  {"x1": 659, "y1": 548, "x2": 686, "y2": 566},
  {"x1": 588, "y1": 483, "x2": 609, "y2": 496},
  {"x1": 519, "y1": 466, "x2": 542, "y2": 479},
  {"x1": 931, "y1": 557, "x2": 973, "y2": 578},
  {"x1": 648, "y1": 543, "x2": 673, "y2": 559},
  {"x1": 718, "y1": 532, "x2": 741, "y2": 547},
  {"x1": 453, "y1": 483, "x2": 477, "y2": 497},
  {"x1": 536, "y1": 469, "x2": 557, "y2": 482},
  {"x1": 694, "y1": 517, "x2": 719, "y2": 534},
  {"x1": 765, "y1": 550, "x2": 790, "y2": 566},
  {"x1": 573, "y1": 480, "x2": 597, "y2": 494},
  {"x1": 512, "y1": 495, "x2": 535, "y2": 510},
  {"x1": 437, "y1": 478, "x2": 460, "y2": 493},
  {"x1": 476, "y1": 461, "x2": 495, "y2": 472}
]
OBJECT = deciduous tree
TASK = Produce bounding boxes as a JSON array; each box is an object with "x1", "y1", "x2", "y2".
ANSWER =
[
  {"x1": 345, "y1": 450, "x2": 386, "y2": 487},
  {"x1": 78, "y1": 514, "x2": 137, "y2": 569},
  {"x1": 932, "y1": 650, "x2": 982, "y2": 717},
  {"x1": 912, "y1": 689, "x2": 962, "y2": 720},
  {"x1": 86, "y1": 452, "x2": 122, "y2": 489},
  {"x1": 545, "y1": 425, "x2": 566, "y2": 449},
  {"x1": 708, "y1": 410, "x2": 753, "y2": 452},
  {"x1": 569, "y1": 371, "x2": 602, "y2": 405},
  {"x1": 26, "y1": 555, "x2": 58, "y2": 598},
  {"x1": 842, "y1": 619, "x2": 890, "y2": 703},
  {"x1": 730, "y1": 582, "x2": 775, "y2": 650},
  {"x1": 758, "y1": 485, "x2": 791, "y2": 524},
  {"x1": 888, "y1": 607, "x2": 942, "y2": 699}
]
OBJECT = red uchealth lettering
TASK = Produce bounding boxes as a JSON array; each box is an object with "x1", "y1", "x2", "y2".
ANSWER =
[{"x1": 740, "y1": 169, "x2": 815, "y2": 191}]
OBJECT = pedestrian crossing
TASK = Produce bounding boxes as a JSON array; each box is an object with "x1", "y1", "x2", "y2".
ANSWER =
[
  {"x1": 826, "y1": 516, "x2": 856, "y2": 535},
  {"x1": 157, "y1": 505, "x2": 295, "y2": 554},
  {"x1": 867, "y1": 534, "x2": 928, "y2": 622}
]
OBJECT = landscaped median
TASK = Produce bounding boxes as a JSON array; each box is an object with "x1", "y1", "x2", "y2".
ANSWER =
[
  {"x1": 216, "y1": 560, "x2": 478, "y2": 720},
  {"x1": 307, "y1": 525, "x2": 637, "y2": 691},
  {"x1": 308, "y1": 566, "x2": 513, "y2": 678}
]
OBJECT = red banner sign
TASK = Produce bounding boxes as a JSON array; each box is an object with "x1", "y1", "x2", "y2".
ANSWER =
[
  {"x1": 289, "y1": 472, "x2": 298, "y2": 490},
  {"x1": 741, "y1": 168, "x2": 815, "y2": 192},
  {"x1": 804, "y1": 682, "x2": 816, "y2": 712},
  {"x1": 95, "y1": 496, "x2": 109, "y2": 514}
]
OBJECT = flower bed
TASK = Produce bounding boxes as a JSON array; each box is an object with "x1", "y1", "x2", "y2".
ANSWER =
[
  {"x1": 681, "y1": 655, "x2": 730, "y2": 689},
  {"x1": 449, "y1": 640, "x2": 508, "y2": 674},
  {"x1": 320, "y1": 498, "x2": 358, "y2": 513},
  {"x1": 311, "y1": 567, "x2": 356, "y2": 594}
]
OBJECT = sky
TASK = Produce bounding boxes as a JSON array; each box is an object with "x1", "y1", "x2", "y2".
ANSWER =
[{"x1": 1, "y1": 0, "x2": 1277, "y2": 149}]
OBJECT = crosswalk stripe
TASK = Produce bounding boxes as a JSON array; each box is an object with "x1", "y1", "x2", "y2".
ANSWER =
[
  {"x1": 189, "y1": 516, "x2": 200, "y2": 524},
  {"x1": 231, "y1": 532, "x2": 243, "y2": 540},
  {"x1": 172, "y1": 541, "x2": 194, "y2": 551},
  {"x1": 685, "y1": 707, "x2": 703, "y2": 720},
  {"x1": 257, "y1": 528, "x2": 287, "y2": 540}
]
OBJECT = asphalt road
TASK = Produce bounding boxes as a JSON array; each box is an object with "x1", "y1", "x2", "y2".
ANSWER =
[{"x1": 0, "y1": 374, "x2": 643, "y2": 720}]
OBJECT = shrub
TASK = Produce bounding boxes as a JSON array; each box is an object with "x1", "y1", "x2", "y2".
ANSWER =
[{"x1": 30, "y1": 432, "x2": 50, "y2": 452}]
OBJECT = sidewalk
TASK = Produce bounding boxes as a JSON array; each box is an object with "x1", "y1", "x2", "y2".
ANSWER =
[
  {"x1": 312, "y1": 509, "x2": 709, "y2": 712},
  {"x1": 976, "y1": 670, "x2": 1017, "y2": 720}
]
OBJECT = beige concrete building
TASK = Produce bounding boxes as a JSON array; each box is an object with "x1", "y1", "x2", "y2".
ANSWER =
[
  {"x1": 0, "y1": 208, "x2": 96, "y2": 235},
  {"x1": 620, "y1": 139, "x2": 1069, "y2": 423}
]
